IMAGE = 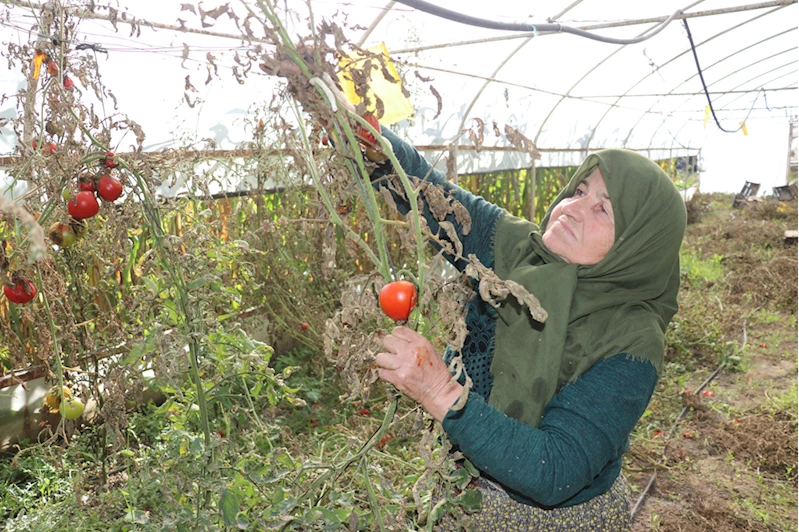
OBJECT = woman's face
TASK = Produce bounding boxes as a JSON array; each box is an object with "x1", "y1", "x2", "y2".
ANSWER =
[{"x1": 542, "y1": 168, "x2": 615, "y2": 265}]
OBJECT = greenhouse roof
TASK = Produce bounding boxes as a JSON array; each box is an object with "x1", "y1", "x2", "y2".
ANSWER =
[{"x1": 0, "y1": 0, "x2": 796, "y2": 193}]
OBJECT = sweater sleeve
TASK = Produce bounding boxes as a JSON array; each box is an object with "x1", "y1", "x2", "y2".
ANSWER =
[
  {"x1": 372, "y1": 128, "x2": 502, "y2": 270},
  {"x1": 441, "y1": 354, "x2": 658, "y2": 507}
]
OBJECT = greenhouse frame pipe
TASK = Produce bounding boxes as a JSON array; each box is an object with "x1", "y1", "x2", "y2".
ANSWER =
[
  {"x1": 715, "y1": 67, "x2": 798, "y2": 108},
  {"x1": 645, "y1": 68, "x2": 797, "y2": 149},
  {"x1": 357, "y1": 1, "x2": 396, "y2": 46},
  {"x1": 586, "y1": 3, "x2": 789, "y2": 151},
  {"x1": 640, "y1": 54, "x2": 796, "y2": 148},
  {"x1": 396, "y1": 59, "x2": 710, "y2": 120},
  {"x1": 450, "y1": 36, "x2": 534, "y2": 183},
  {"x1": 389, "y1": 0, "x2": 793, "y2": 54},
  {"x1": 532, "y1": 0, "x2": 710, "y2": 146},
  {"x1": 579, "y1": 86, "x2": 795, "y2": 98},
  {"x1": 0, "y1": 0, "x2": 267, "y2": 43},
  {"x1": 547, "y1": 0, "x2": 586, "y2": 23},
  {"x1": 413, "y1": 145, "x2": 700, "y2": 153},
  {"x1": 531, "y1": 0, "x2": 685, "y2": 146},
  {"x1": 625, "y1": 41, "x2": 796, "y2": 146},
  {"x1": 579, "y1": 27, "x2": 795, "y2": 99},
  {"x1": 671, "y1": 104, "x2": 794, "y2": 112}
]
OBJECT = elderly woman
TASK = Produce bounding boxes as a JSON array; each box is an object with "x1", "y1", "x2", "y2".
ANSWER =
[{"x1": 371, "y1": 127, "x2": 686, "y2": 530}]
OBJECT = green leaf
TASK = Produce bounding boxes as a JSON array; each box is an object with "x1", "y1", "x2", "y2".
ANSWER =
[
  {"x1": 186, "y1": 277, "x2": 208, "y2": 291},
  {"x1": 454, "y1": 488, "x2": 482, "y2": 514},
  {"x1": 219, "y1": 487, "x2": 240, "y2": 526}
]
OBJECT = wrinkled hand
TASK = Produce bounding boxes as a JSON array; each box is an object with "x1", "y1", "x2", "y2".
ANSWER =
[{"x1": 375, "y1": 326, "x2": 463, "y2": 422}]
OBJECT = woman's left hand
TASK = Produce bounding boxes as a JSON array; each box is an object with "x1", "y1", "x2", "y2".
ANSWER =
[{"x1": 375, "y1": 326, "x2": 464, "y2": 422}]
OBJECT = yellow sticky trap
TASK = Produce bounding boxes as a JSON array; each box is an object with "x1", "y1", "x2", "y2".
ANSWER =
[
  {"x1": 703, "y1": 105, "x2": 710, "y2": 128},
  {"x1": 338, "y1": 43, "x2": 414, "y2": 125},
  {"x1": 33, "y1": 51, "x2": 45, "y2": 80},
  {"x1": 739, "y1": 121, "x2": 748, "y2": 136}
]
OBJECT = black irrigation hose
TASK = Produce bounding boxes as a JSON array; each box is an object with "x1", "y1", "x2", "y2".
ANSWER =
[
  {"x1": 629, "y1": 326, "x2": 741, "y2": 522},
  {"x1": 393, "y1": 0, "x2": 683, "y2": 45},
  {"x1": 683, "y1": 19, "x2": 764, "y2": 134}
]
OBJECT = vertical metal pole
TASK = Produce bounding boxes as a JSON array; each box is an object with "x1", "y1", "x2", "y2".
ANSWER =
[
  {"x1": 449, "y1": 144, "x2": 458, "y2": 184},
  {"x1": 527, "y1": 156, "x2": 537, "y2": 222},
  {"x1": 787, "y1": 119, "x2": 795, "y2": 185}
]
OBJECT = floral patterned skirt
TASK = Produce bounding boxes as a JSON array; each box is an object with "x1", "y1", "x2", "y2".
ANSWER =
[{"x1": 434, "y1": 474, "x2": 632, "y2": 532}]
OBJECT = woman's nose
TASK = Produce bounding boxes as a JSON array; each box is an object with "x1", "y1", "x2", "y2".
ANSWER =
[{"x1": 561, "y1": 197, "x2": 585, "y2": 220}]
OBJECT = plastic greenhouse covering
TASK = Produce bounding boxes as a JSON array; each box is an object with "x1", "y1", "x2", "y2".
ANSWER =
[{"x1": 0, "y1": 0, "x2": 796, "y2": 197}]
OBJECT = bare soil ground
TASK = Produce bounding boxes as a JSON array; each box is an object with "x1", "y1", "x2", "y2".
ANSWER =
[{"x1": 628, "y1": 194, "x2": 797, "y2": 532}]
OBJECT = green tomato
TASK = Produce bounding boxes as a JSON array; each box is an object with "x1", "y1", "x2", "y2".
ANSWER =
[
  {"x1": 49, "y1": 222, "x2": 77, "y2": 248},
  {"x1": 59, "y1": 397, "x2": 85, "y2": 420}
]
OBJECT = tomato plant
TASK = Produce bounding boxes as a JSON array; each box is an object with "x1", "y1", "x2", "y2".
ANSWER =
[
  {"x1": 379, "y1": 280, "x2": 417, "y2": 321},
  {"x1": 49, "y1": 222, "x2": 77, "y2": 248},
  {"x1": 3, "y1": 276, "x2": 37, "y2": 304},
  {"x1": 59, "y1": 397, "x2": 85, "y2": 420},
  {"x1": 67, "y1": 190, "x2": 99, "y2": 219},
  {"x1": 97, "y1": 174, "x2": 123, "y2": 202}
]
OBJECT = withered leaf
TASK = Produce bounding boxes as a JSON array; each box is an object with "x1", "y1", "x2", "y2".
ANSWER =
[
  {"x1": 206, "y1": 52, "x2": 218, "y2": 76},
  {"x1": 465, "y1": 255, "x2": 547, "y2": 322},
  {"x1": 430, "y1": 85, "x2": 442, "y2": 120},
  {"x1": 180, "y1": 3, "x2": 196, "y2": 14},
  {"x1": 438, "y1": 221, "x2": 463, "y2": 259},
  {"x1": 184, "y1": 92, "x2": 197, "y2": 108},
  {"x1": 181, "y1": 43, "x2": 190, "y2": 68},
  {"x1": 184, "y1": 74, "x2": 197, "y2": 92},
  {"x1": 493, "y1": 120, "x2": 501, "y2": 137},
  {"x1": 414, "y1": 71, "x2": 434, "y2": 83},
  {"x1": 504, "y1": 124, "x2": 541, "y2": 159}
]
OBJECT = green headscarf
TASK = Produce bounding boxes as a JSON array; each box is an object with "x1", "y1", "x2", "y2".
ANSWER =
[{"x1": 489, "y1": 149, "x2": 687, "y2": 427}]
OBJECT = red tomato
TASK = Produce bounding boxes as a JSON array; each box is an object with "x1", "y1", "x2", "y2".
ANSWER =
[
  {"x1": 379, "y1": 280, "x2": 418, "y2": 321},
  {"x1": 46, "y1": 59, "x2": 58, "y2": 77},
  {"x1": 67, "y1": 191, "x2": 99, "y2": 219},
  {"x1": 79, "y1": 176, "x2": 96, "y2": 192},
  {"x1": 63, "y1": 75, "x2": 74, "y2": 89},
  {"x1": 103, "y1": 151, "x2": 118, "y2": 169},
  {"x1": 97, "y1": 174, "x2": 123, "y2": 202},
  {"x1": 3, "y1": 277, "x2": 37, "y2": 304},
  {"x1": 355, "y1": 113, "x2": 380, "y2": 146},
  {"x1": 300, "y1": 322, "x2": 309, "y2": 331}
]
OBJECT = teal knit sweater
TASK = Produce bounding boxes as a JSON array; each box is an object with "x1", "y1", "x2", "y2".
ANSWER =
[{"x1": 373, "y1": 128, "x2": 658, "y2": 508}]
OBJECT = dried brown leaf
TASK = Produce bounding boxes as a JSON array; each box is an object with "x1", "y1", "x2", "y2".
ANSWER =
[
  {"x1": 181, "y1": 43, "x2": 190, "y2": 68},
  {"x1": 184, "y1": 74, "x2": 197, "y2": 93},
  {"x1": 465, "y1": 255, "x2": 547, "y2": 322},
  {"x1": 504, "y1": 124, "x2": 541, "y2": 159},
  {"x1": 430, "y1": 85, "x2": 442, "y2": 120}
]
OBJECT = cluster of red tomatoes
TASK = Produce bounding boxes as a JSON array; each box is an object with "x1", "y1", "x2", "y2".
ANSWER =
[{"x1": 49, "y1": 152, "x2": 124, "y2": 248}]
